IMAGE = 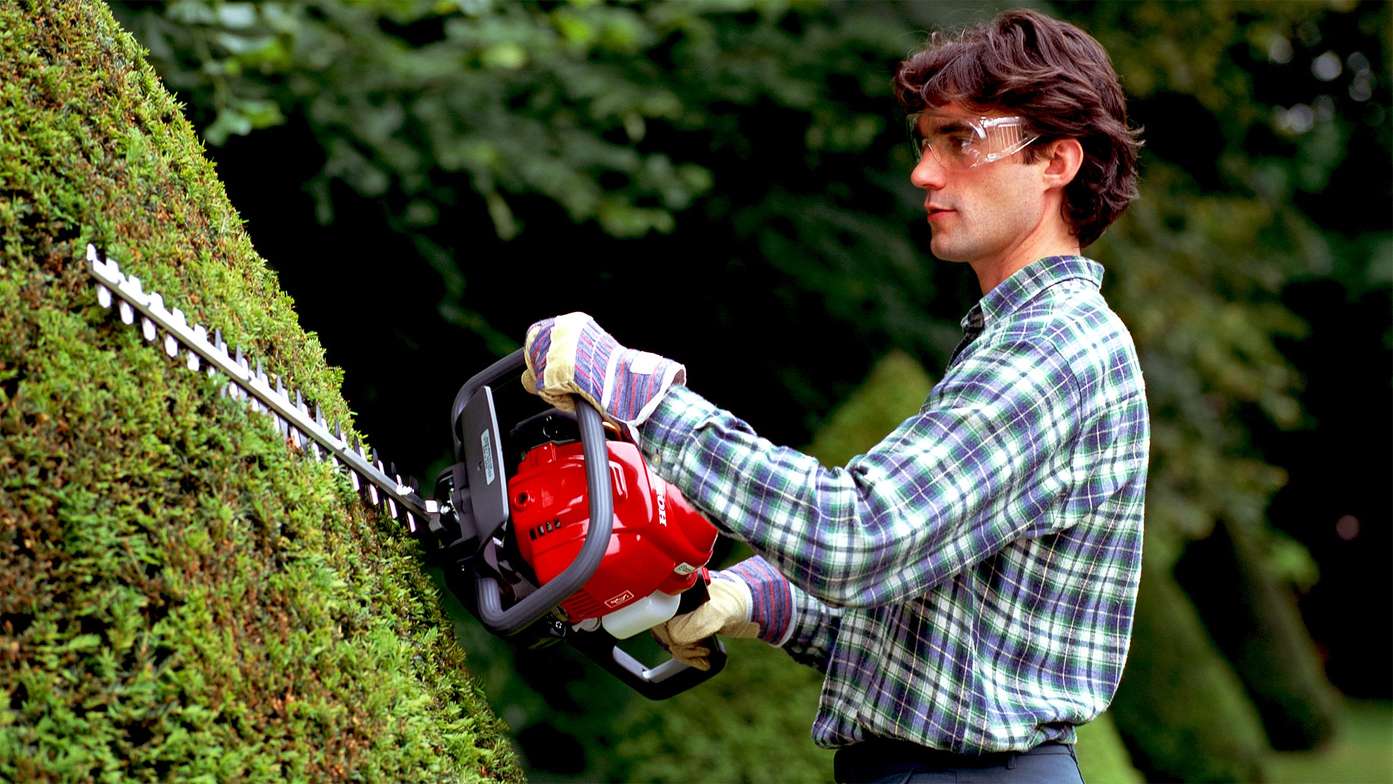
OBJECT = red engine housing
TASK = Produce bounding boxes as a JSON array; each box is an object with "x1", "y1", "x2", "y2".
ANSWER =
[{"x1": 509, "y1": 440, "x2": 717, "y2": 623}]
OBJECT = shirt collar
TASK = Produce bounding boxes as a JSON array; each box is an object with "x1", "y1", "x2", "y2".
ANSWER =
[{"x1": 960, "y1": 255, "x2": 1104, "y2": 330}]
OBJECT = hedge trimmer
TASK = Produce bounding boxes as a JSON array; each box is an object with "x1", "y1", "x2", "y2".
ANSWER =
[{"x1": 84, "y1": 244, "x2": 726, "y2": 699}]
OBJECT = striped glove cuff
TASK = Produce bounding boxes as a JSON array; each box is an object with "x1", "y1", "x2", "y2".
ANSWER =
[{"x1": 718, "y1": 556, "x2": 794, "y2": 646}]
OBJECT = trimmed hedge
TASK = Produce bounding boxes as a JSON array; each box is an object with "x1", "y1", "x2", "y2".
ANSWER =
[
  {"x1": 1175, "y1": 518, "x2": 1340, "y2": 749},
  {"x1": 1111, "y1": 556, "x2": 1270, "y2": 782},
  {"x1": 0, "y1": 2, "x2": 518, "y2": 780}
]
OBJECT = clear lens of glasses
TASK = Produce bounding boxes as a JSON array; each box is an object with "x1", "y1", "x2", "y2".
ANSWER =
[{"x1": 909, "y1": 114, "x2": 1040, "y2": 169}]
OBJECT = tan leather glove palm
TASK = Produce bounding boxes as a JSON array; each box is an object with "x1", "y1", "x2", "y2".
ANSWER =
[{"x1": 651, "y1": 578, "x2": 759, "y2": 671}]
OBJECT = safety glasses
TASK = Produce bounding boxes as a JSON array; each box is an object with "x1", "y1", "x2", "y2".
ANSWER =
[{"x1": 909, "y1": 113, "x2": 1040, "y2": 170}]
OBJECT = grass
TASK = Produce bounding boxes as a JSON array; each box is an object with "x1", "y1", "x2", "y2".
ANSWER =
[{"x1": 1268, "y1": 701, "x2": 1393, "y2": 784}]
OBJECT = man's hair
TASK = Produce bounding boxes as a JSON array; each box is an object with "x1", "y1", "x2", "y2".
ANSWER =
[{"x1": 893, "y1": 9, "x2": 1142, "y2": 247}]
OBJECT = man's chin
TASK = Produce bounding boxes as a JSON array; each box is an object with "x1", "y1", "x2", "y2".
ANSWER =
[{"x1": 929, "y1": 236, "x2": 972, "y2": 263}]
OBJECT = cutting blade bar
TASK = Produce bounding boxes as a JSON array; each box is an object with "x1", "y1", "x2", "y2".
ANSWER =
[{"x1": 84, "y1": 244, "x2": 436, "y2": 524}]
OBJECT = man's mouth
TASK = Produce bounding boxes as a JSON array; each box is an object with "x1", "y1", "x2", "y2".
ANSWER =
[{"x1": 926, "y1": 205, "x2": 955, "y2": 220}]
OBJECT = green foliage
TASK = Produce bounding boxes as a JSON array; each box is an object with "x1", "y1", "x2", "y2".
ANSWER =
[
  {"x1": 0, "y1": 2, "x2": 518, "y2": 780},
  {"x1": 110, "y1": 0, "x2": 951, "y2": 366},
  {"x1": 1110, "y1": 557, "x2": 1270, "y2": 783},
  {"x1": 1175, "y1": 518, "x2": 1341, "y2": 750},
  {"x1": 114, "y1": 0, "x2": 897, "y2": 240}
]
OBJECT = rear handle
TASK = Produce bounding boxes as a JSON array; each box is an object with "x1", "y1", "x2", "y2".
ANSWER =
[{"x1": 569, "y1": 629, "x2": 728, "y2": 701}]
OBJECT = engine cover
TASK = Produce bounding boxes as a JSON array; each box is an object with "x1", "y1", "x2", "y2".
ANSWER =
[{"x1": 509, "y1": 440, "x2": 718, "y2": 623}]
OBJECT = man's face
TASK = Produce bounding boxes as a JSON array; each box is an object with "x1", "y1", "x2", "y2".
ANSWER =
[{"x1": 909, "y1": 107, "x2": 1049, "y2": 265}]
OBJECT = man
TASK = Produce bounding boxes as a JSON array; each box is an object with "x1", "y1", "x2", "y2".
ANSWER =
[{"x1": 522, "y1": 9, "x2": 1148, "y2": 783}]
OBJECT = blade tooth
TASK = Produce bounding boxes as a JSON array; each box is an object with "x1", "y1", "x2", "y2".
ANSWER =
[
  {"x1": 386, "y1": 496, "x2": 398, "y2": 519},
  {"x1": 163, "y1": 332, "x2": 178, "y2": 358},
  {"x1": 96, "y1": 284, "x2": 112, "y2": 308},
  {"x1": 405, "y1": 512, "x2": 417, "y2": 534},
  {"x1": 349, "y1": 469, "x2": 362, "y2": 492},
  {"x1": 188, "y1": 323, "x2": 205, "y2": 371},
  {"x1": 148, "y1": 291, "x2": 164, "y2": 313},
  {"x1": 289, "y1": 426, "x2": 303, "y2": 450},
  {"x1": 295, "y1": 390, "x2": 307, "y2": 415},
  {"x1": 127, "y1": 275, "x2": 142, "y2": 295},
  {"x1": 367, "y1": 482, "x2": 380, "y2": 506},
  {"x1": 255, "y1": 359, "x2": 266, "y2": 383},
  {"x1": 314, "y1": 404, "x2": 324, "y2": 427},
  {"x1": 118, "y1": 301, "x2": 134, "y2": 324},
  {"x1": 171, "y1": 307, "x2": 187, "y2": 328},
  {"x1": 141, "y1": 317, "x2": 157, "y2": 342},
  {"x1": 333, "y1": 421, "x2": 343, "y2": 442}
]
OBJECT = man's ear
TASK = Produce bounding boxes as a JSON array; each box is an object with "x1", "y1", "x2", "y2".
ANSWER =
[{"x1": 1041, "y1": 138, "x2": 1084, "y2": 189}]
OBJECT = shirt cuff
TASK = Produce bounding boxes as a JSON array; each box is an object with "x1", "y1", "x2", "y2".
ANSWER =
[{"x1": 717, "y1": 556, "x2": 795, "y2": 646}]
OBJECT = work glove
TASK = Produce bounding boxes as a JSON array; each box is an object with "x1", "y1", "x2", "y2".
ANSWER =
[
  {"x1": 651, "y1": 576, "x2": 759, "y2": 671},
  {"x1": 521, "y1": 312, "x2": 686, "y2": 431}
]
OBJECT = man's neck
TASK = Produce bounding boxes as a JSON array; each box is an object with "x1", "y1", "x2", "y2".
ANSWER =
[{"x1": 969, "y1": 227, "x2": 1080, "y2": 294}]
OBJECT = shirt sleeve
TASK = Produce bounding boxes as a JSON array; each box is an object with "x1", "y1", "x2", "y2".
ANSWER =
[
  {"x1": 784, "y1": 581, "x2": 844, "y2": 672},
  {"x1": 639, "y1": 337, "x2": 1083, "y2": 609}
]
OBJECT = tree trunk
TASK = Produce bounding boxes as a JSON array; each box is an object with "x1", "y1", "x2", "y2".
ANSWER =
[{"x1": 0, "y1": 1, "x2": 519, "y2": 780}]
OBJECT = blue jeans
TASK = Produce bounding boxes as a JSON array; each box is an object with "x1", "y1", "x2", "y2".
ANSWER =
[{"x1": 833, "y1": 739, "x2": 1085, "y2": 784}]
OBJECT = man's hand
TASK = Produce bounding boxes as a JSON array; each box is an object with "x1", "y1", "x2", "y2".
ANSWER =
[
  {"x1": 521, "y1": 312, "x2": 685, "y2": 429},
  {"x1": 652, "y1": 577, "x2": 760, "y2": 671}
]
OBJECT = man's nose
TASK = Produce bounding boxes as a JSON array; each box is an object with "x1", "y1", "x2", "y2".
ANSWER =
[{"x1": 910, "y1": 150, "x2": 947, "y2": 190}]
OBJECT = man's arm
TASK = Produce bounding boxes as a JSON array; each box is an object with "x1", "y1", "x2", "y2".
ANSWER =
[{"x1": 639, "y1": 337, "x2": 1084, "y2": 609}]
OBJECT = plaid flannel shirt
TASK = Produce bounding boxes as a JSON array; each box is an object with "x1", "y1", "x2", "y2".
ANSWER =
[{"x1": 640, "y1": 255, "x2": 1149, "y2": 753}]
